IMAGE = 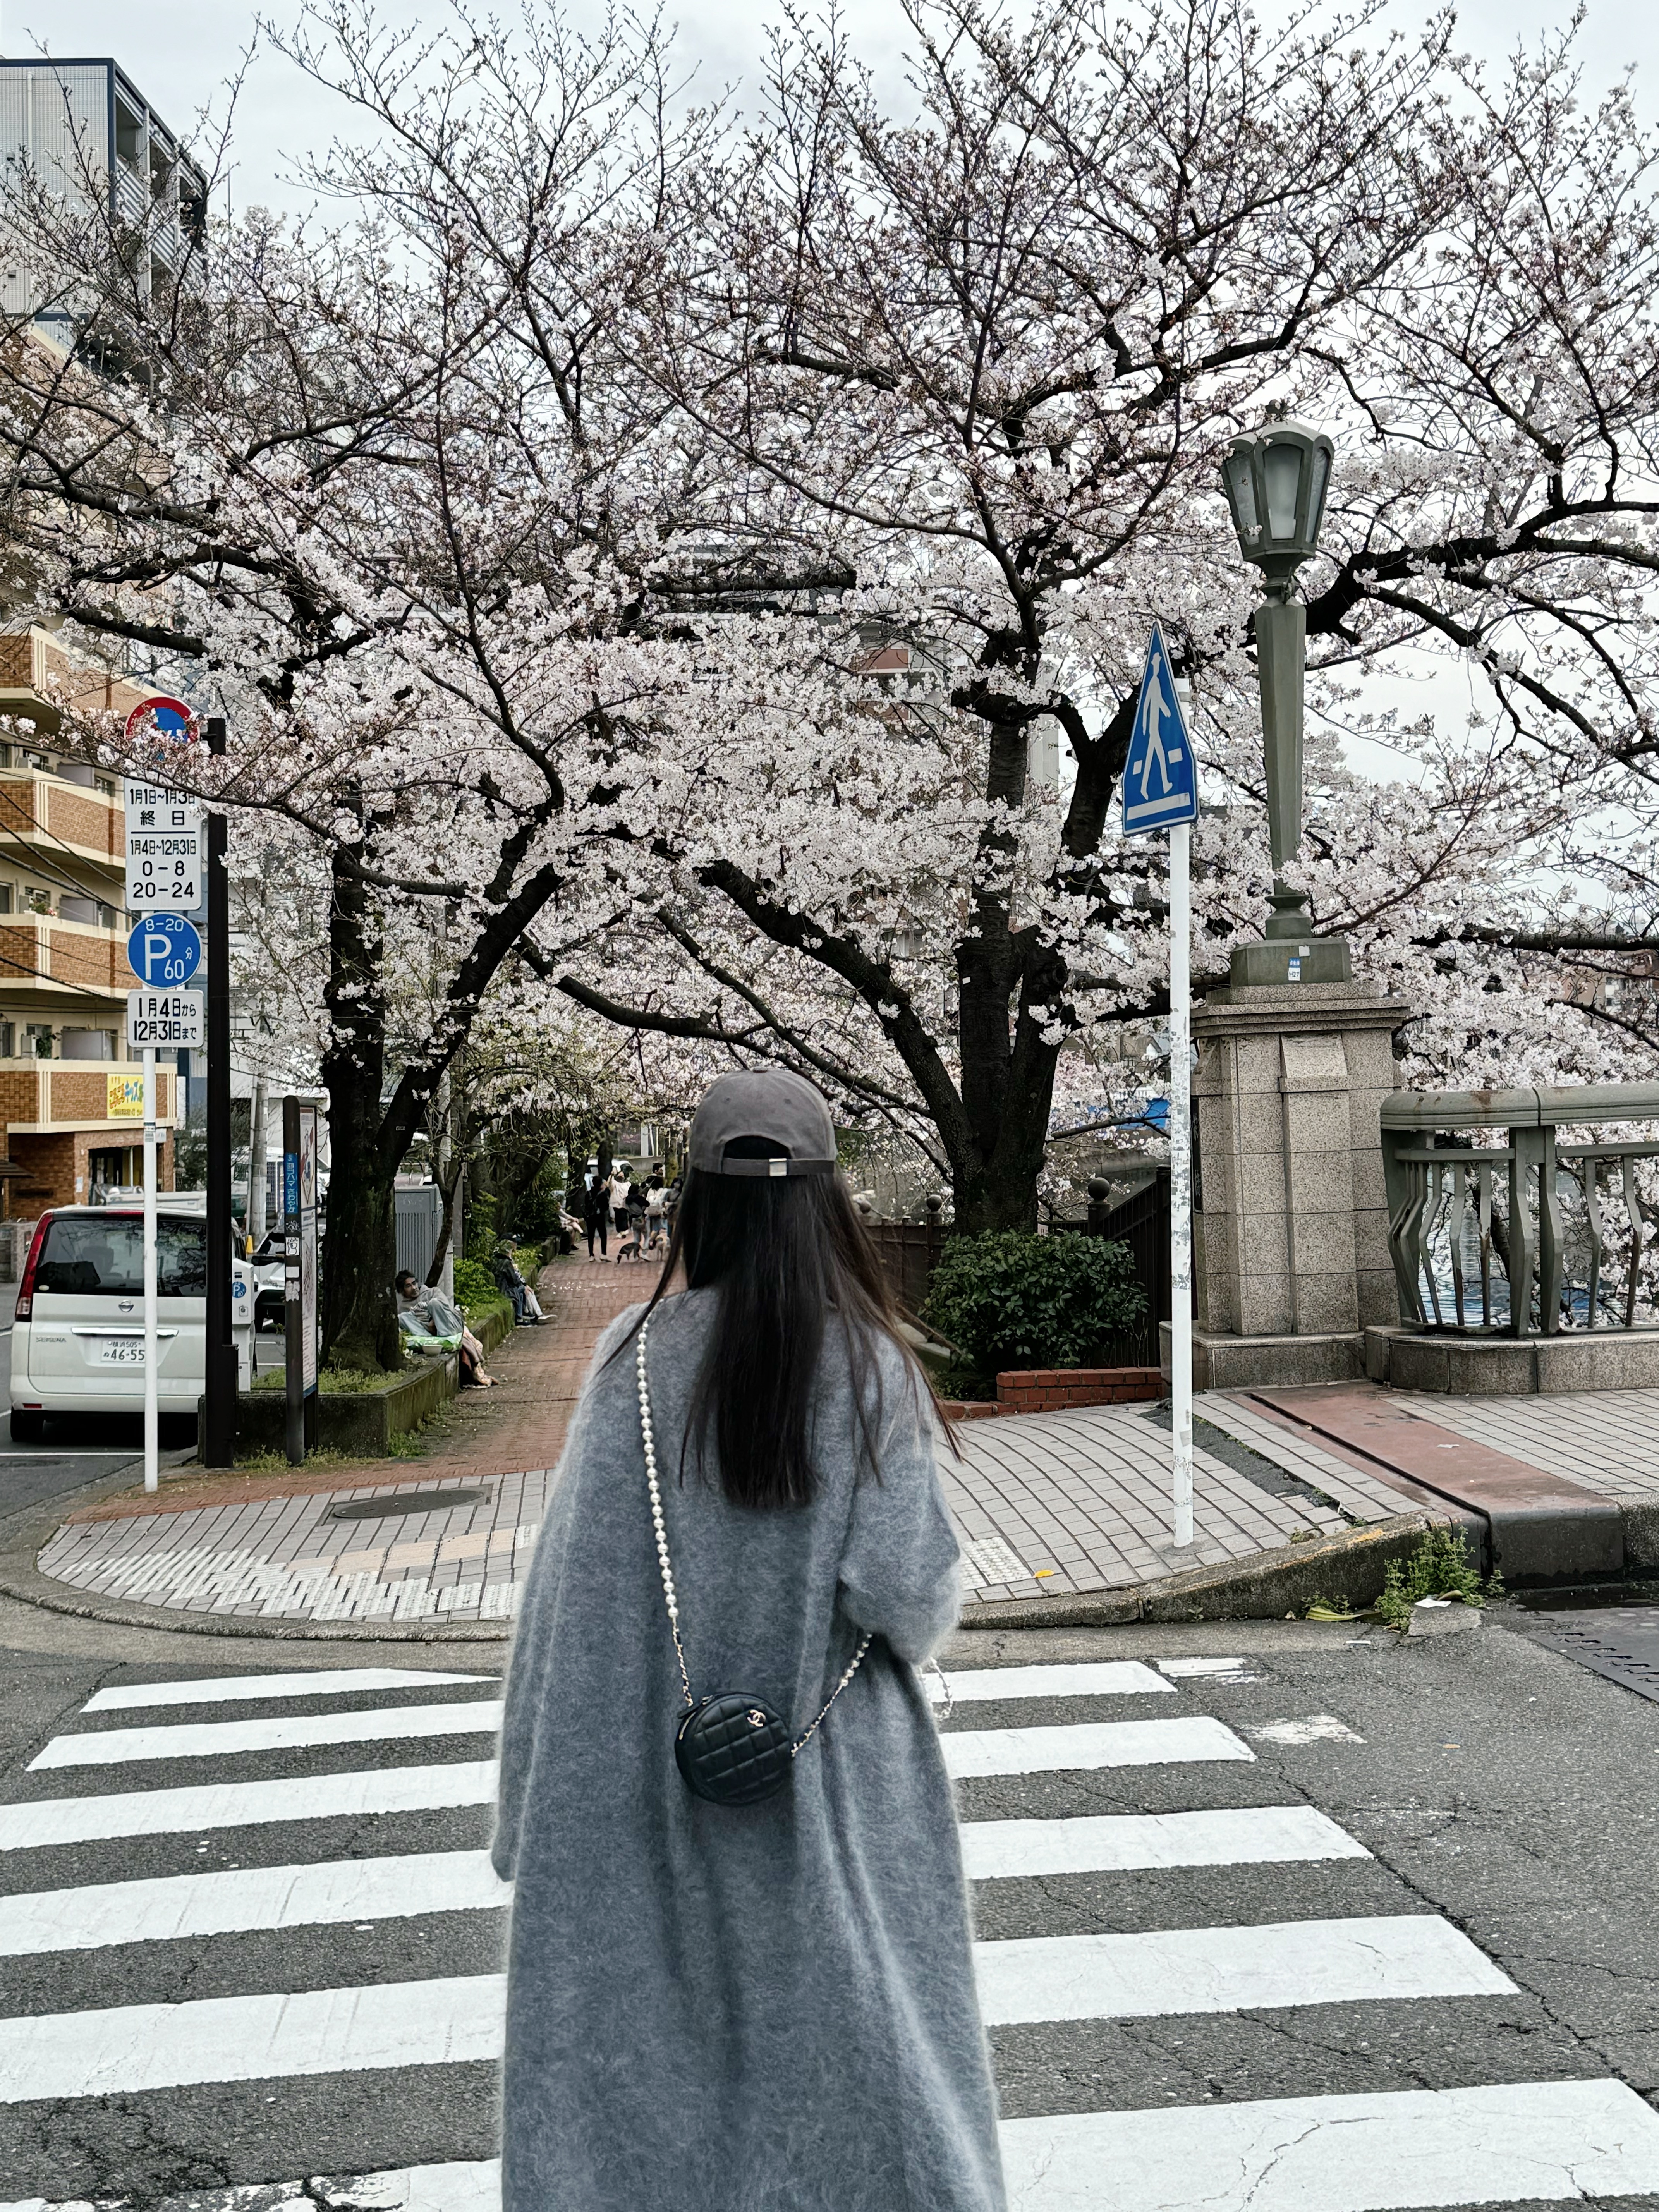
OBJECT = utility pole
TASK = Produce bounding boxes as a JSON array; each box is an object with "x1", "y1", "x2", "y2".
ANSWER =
[{"x1": 202, "y1": 714, "x2": 237, "y2": 1467}]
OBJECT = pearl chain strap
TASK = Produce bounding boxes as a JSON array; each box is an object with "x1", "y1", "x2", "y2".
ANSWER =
[{"x1": 636, "y1": 1311, "x2": 872, "y2": 1751}]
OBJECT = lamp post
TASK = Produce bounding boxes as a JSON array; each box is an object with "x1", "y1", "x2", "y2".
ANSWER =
[{"x1": 1220, "y1": 419, "x2": 1350, "y2": 986}]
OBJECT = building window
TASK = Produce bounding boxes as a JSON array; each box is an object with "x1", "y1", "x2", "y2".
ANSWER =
[
  {"x1": 0, "y1": 1022, "x2": 13, "y2": 1058},
  {"x1": 96, "y1": 901, "x2": 116, "y2": 929},
  {"x1": 27, "y1": 1024, "x2": 52, "y2": 1059},
  {"x1": 0, "y1": 885, "x2": 12, "y2": 914},
  {"x1": 115, "y1": 101, "x2": 143, "y2": 173},
  {"x1": 95, "y1": 775, "x2": 115, "y2": 796},
  {"x1": 59, "y1": 895, "x2": 98, "y2": 926}
]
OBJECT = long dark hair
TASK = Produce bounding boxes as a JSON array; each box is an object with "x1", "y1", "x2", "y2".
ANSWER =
[{"x1": 617, "y1": 1139, "x2": 920, "y2": 1508}]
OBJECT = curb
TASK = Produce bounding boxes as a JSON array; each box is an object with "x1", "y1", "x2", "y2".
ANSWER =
[
  {"x1": 0, "y1": 1471, "x2": 512, "y2": 1645},
  {"x1": 959, "y1": 1510, "x2": 1448, "y2": 1628}
]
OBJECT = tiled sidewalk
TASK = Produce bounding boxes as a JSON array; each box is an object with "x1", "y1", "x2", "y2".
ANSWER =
[
  {"x1": 29, "y1": 1259, "x2": 1437, "y2": 1626},
  {"x1": 1400, "y1": 1388, "x2": 1659, "y2": 1499}
]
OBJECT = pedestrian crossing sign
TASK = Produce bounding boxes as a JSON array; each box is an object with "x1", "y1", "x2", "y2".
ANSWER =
[{"x1": 1122, "y1": 622, "x2": 1198, "y2": 836}]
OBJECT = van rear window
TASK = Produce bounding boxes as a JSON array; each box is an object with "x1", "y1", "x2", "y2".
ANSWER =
[{"x1": 34, "y1": 1215, "x2": 208, "y2": 1297}]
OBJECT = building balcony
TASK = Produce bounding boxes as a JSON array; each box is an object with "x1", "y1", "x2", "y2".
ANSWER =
[
  {"x1": 0, "y1": 1060, "x2": 176, "y2": 1133},
  {"x1": 0, "y1": 628, "x2": 149, "y2": 743},
  {"x1": 0, "y1": 917, "x2": 136, "y2": 997}
]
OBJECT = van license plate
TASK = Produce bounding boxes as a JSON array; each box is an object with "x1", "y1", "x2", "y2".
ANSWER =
[{"x1": 97, "y1": 1342, "x2": 146, "y2": 1365}]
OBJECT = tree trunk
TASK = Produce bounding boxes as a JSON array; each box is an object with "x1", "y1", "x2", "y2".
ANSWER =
[
  {"x1": 948, "y1": 706, "x2": 1063, "y2": 1233},
  {"x1": 319, "y1": 848, "x2": 402, "y2": 1372}
]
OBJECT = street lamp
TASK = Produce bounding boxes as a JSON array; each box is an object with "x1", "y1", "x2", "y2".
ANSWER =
[{"x1": 1221, "y1": 419, "x2": 1350, "y2": 986}]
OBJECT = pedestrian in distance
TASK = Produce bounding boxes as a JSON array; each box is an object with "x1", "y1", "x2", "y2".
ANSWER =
[
  {"x1": 581, "y1": 1175, "x2": 609, "y2": 1260},
  {"x1": 609, "y1": 1159, "x2": 632, "y2": 1233},
  {"x1": 495, "y1": 1068, "x2": 1005, "y2": 2212}
]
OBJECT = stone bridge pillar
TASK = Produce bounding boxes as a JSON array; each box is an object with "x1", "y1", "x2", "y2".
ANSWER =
[{"x1": 1163, "y1": 981, "x2": 1409, "y2": 1391}]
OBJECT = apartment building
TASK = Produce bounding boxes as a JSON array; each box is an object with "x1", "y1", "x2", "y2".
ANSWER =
[
  {"x1": 0, "y1": 627, "x2": 178, "y2": 1214},
  {"x1": 0, "y1": 57, "x2": 208, "y2": 351}
]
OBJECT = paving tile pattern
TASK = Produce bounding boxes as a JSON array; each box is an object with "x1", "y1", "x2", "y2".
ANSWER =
[
  {"x1": 1398, "y1": 1388, "x2": 1659, "y2": 1500},
  {"x1": 31, "y1": 1258, "x2": 1460, "y2": 1621},
  {"x1": 1194, "y1": 1395, "x2": 1420, "y2": 1523},
  {"x1": 944, "y1": 1400, "x2": 1393, "y2": 1601}
]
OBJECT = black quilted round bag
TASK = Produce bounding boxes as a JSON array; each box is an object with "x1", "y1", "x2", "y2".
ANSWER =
[{"x1": 637, "y1": 1316, "x2": 869, "y2": 1808}]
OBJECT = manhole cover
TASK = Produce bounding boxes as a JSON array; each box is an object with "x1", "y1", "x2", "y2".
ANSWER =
[
  {"x1": 326, "y1": 1487, "x2": 488, "y2": 1523},
  {"x1": 1521, "y1": 1606, "x2": 1659, "y2": 1704}
]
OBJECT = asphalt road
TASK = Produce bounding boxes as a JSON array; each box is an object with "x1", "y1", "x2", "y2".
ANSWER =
[
  {"x1": 0, "y1": 1601, "x2": 1657, "y2": 2209},
  {"x1": 0, "y1": 1285, "x2": 197, "y2": 1516}
]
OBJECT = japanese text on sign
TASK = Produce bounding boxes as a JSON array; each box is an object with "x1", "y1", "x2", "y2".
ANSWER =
[
  {"x1": 126, "y1": 988, "x2": 203, "y2": 1048},
  {"x1": 124, "y1": 780, "x2": 203, "y2": 910}
]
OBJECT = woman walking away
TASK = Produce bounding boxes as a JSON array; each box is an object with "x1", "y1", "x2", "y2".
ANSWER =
[{"x1": 495, "y1": 1069, "x2": 1005, "y2": 2212}]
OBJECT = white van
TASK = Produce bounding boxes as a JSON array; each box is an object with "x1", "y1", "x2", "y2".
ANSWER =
[{"x1": 10, "y1": 1198, "x2": 254, "y2": 1441}]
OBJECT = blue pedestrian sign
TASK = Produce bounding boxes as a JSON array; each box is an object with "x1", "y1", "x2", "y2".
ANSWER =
[
  {"x1": 1122, "y1": 622, "x2": 1198, "y2": 837},
  {"x1": 127, "y1": 913, "x2": 203, "y2": 988}
]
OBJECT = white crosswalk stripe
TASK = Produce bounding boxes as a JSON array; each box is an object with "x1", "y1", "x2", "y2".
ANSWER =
[
  {"x1": 940, "y1": 1715, "x2": 1252, "y2": 1776},
  {"x1": 28, "y1": 1697, "x2": 503, "y2": 1769},
  {"x1": 0, "y1": 1656, "x2": 1648, "y2": 2212},
  {"x1": 82, "y1": 1668, "x2": 494, "y2": 1713},
  {"x1": 0, "y1": 1759, "x2": 498, "y2": 1850},
  {"x1": 959, "y1": 1806, "x2": 1369, "y2": 1879},
  {"x1": 927, "y1": 1661, "x2": 1174, "y2": 1702},
  {"x1": 0, "y1": 1849, "x2": 507, "y2": 1955}
]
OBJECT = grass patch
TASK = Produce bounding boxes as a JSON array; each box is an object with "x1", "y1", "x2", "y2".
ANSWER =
[
  {"x1": 1375, "y1": 1528, "x2": 1503, "y2": 1630},
  {"x1": 252, "y1": 1363, "x2": 416, "y2": 1395}
]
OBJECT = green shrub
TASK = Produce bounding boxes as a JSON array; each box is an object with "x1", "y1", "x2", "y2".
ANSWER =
[
  {"x1": 1374, "y1": 1529, "x2": 1503, "y2": 1630},
  {"x1": 922, "y1": 1230, "x2": 1147, "y2": 1377},
  {"x1": 452, "y1": 1256, "x2": 494, "y2": 1308}
]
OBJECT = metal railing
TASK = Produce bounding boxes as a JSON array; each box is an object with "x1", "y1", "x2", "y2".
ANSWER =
[{"x1": 1381, "y1": 1085, "x2": 1659, "y2": 1336}]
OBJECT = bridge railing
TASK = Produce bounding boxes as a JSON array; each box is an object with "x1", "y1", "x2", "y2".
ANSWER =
[{"x1": 1380, "y1": 1085, "x2": 1659, "y2": 1337}]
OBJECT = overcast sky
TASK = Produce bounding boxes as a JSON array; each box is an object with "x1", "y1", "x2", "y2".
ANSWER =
[{"x1": 3, "y1": 0, "x2": 1656, "y2": 217}]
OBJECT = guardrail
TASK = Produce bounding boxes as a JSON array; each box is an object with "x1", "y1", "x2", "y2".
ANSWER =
[{"x1": 1380, "y1": 1085, "x2": 1659, "y2": 1336}]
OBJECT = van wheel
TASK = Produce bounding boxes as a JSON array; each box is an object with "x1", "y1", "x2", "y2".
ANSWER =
[{"x1": 9, "y1": 1410, "x2": 43, "y2": 1444}]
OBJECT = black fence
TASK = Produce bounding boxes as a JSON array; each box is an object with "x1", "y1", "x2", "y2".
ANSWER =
[{"x1": 866, "y1": 1173, "x2": 1173, "y2": 1365}]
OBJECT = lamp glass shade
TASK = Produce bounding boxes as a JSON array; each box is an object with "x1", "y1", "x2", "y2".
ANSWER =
[
  {"x1": 1263, "y1": 443, "x2": 1303, "y2": 540},
  {"x1": 1307, "y1": 444, "x2": 1331, "y2": 546},
  {"x1": 1224, "y1": 447, "x2": 1259, "y2": 540}
]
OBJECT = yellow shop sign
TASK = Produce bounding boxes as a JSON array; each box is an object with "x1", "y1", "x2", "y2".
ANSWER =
[{"x1": 107, "y1": 1071, "x2": 144, "y2": 1119}]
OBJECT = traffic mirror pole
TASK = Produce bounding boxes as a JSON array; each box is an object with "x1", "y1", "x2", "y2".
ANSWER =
[{"x1": 203, "y1": 714, "x2": 237, "y2": 1468}]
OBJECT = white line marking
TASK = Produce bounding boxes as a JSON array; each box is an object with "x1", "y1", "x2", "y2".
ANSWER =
[
  {"x1": 974, "y1": 1915, "x2": 1514, "y2": 2026},
  {"x1": 0, "y1": 1760, "x2": 499, "y2": 1851},
  {"x1": 959, "y1": 1806, "x2": 1370, "y2": 1880},
  {"x1": 0, "y1": 1973, "x2": 507, "y2": 2102},
  {"x1": 999, "y1": 2077, "x2": 1659, "y2": 2210},
  {"x1": 316, "y1": 2158, "x2": 502, "y2": 2210},
  {"x1": 0, "y1": 1850, "x2": 508, "y2": 1956},
  {"x1": 29, "y1": 1699, "x2": 504, "y2": 1770},
  {"x1": 928, "y1": 1663, "x2": 1173, "y2": 1704},
  {"x1": 1, "y1": 2157, "x2": 504, "y2": 2211},
  {"x1": 1155, "y1": 1656, "x2": 1254, "y2": 1679},
  {"x1": 83, "y1": 1669, "x2": 494, "y2": 1713},
  {"x1": 941, "y1": 1716, "x2": 1252, "y2": 1778},
  {"x1": 1249, "y1": 1714, "x2": 1365, "y2": 1746}
]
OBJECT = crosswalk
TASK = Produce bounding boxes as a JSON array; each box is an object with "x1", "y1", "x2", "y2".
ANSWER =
[{"x1": 2, "y1": 1656, "x2": 1657, "y2": 2209}]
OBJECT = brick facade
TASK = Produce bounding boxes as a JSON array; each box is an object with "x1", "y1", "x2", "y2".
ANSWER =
[
  {"x1": 9, "y1": 1127, "x2": 176, "y2": 1212},
  {"x1": 995, "y1": 1366, "x2": 1164, "y2": 1413}
]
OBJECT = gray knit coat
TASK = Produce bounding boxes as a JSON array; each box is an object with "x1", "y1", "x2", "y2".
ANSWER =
[{"x1": 493, "y1": 1288, "x2": 1007, "y2": 2212}]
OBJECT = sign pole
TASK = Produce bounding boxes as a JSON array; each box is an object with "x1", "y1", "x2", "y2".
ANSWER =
[
  {"x1": 203, "y1": 715, "x2": 237, "y2": 1468},
  {"x1": 142, "y1": 1044, "x2": 158, "y2": 1494},
  {"x1": 284, "y1": 1096, "x2": 302, "y2": 1466},
  {"x1": 1122, "y1": 624, "x2": 1199, "y2": 1550},
  {"x1": 1168, "y1": 818, "x2": 1194, "y2": 1548}
]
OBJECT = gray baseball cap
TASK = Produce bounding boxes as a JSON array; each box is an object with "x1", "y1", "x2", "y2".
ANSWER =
[{"x1": 688, "y1": 1069, "x2": 838, "y2": 1177}]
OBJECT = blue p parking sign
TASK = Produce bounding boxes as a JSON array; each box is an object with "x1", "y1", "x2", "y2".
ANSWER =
[
  {"x1": 126, "y1": 913, "x2": 203, "y2": 988},
  {"x1": 1122, "y1": 622, "x2": 1199, "y2": 837}
]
